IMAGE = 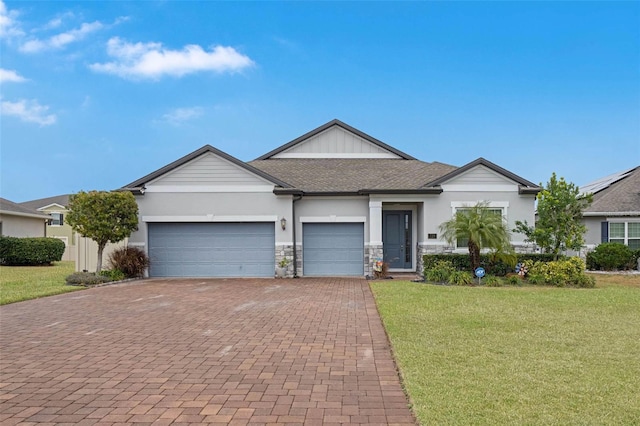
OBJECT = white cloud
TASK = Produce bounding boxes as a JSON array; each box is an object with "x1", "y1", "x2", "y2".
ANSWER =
[
  {"x1": 0, "y1": 0, "x2": 23, "y2": 39},
  {"x1": 0, "y1": 68, "x2": 27, "y2": 83},
  {"x1": 1, "y1": 99, "x2": 56, "y2": 126},
  {"x1": 161, "y1": 107, "x2": 204, "y2": 125},
  {"x1": 20, "y1": 20, "x2": 104, "y2": 53},
  {"x1": 90, "y1": 37, "x2": 254, "y2": 80},
  {"x1": 41, "y1": 12, "x2": 75, "y2": 31}
]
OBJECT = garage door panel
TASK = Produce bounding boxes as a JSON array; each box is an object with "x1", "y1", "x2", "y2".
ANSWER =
[
  {"x1": 303, "y1": 223, "x2": 364, "y2": 276},
  {"x1": 148, "y1": 222, "x2": 275, "y2": 277}
]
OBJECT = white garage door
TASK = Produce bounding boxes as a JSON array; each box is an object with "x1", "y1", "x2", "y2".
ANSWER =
[
  {"x1": 303, "y1": 223, "x2": 364, "y2": 276},
  {"x1": 148, "y1": 222, "x2": 275, "y2": 277}
]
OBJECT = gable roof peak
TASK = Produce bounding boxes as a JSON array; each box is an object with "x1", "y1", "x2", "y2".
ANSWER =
[
  {"x1": 424, "y1": 157, "x2": 541, "y2": 194},
  {"x1": 255, "y1": 119, "x2": 416, "y2": 160},
  {"x1": 121, "y1": 144, "x2": 292, "y2": 191}
]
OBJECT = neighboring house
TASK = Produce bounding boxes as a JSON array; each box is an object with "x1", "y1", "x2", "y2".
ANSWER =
[
  {"x1": 0, "y1": 197, "x2": 50, "y2": 237},
  {"x1": 20, "y1": 194, "x2": 127, "y2": 271},
  {"x1": 581, "y1": 166, "x2": 640, "y2": 250},
  {"x1": 20, "y1": 195, "x2": 74, "y2": 260},
  {"x1": 122, "y1": 119, "x2": 541, "y2": 278}
]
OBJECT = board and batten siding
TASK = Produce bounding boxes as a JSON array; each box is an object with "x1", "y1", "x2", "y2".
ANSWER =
[
  {"x1": 149, "y1": 152, "x2": 272, "y2": 186},
  {"x1": 273, "y1": 126, "x2": 400, "y2": 158},
  {"x1": 443, "y1": 165, "x2": 516, "y2": 187}
]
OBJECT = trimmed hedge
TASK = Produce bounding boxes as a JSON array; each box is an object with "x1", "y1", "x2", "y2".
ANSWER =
[
  {"x1": 66, "y1": 272, "x2": 111, "y2": 286},
  {"x1": 0, "y1": 236, "x2": 65, "y2": 266},
  {"x1": 423, "y1": 253, "x2": 559, "y2": 277}
]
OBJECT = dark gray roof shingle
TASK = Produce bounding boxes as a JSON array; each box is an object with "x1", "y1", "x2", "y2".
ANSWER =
[
  {"x1": 19, "y1": 194, "x2": 70, "y2": 210},
  {"x1": 1, "y1": 197, "x2": 51, "y2": 218},
  {"x1": 584, "y1": 166, "x2": 640, "y2": 214},
  {"x1": 248, "y1": 159, "x2": 458, "y2": 193}
]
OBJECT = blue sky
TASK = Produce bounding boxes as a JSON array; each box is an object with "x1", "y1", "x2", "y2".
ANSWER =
[{"x1": 1, "y1": 1, "x2": 638, "y2": 202}]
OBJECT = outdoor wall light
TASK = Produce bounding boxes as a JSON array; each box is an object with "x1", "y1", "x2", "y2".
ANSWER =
[{"x1": 280, "y1": 217, "x2": 287, "y2": 230}]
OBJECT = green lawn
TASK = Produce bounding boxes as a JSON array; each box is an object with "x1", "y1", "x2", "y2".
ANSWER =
[
  {"x1": 0, "y1": 261, "x2": 80, "y2": 305},
  {"x1": 371, "y1": 275, "x2": 640, "y2": 425}
]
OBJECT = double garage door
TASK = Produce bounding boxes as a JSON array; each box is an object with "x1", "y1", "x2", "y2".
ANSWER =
[
  {"x1": 148, "y1": 222, "x2": 275, "y2": 277},
  {"x1": 147, "y1": 222, "x2": 364, "y2": 277}
]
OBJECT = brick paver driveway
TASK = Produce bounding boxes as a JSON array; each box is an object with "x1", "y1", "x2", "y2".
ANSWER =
[{"x1": 1, "y1": 278, "x2": 415, "y2": 425}]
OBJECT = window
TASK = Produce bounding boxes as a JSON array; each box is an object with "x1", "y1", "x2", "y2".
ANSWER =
[
  {"x1": 609, "y1": 222, "x2": 640, "y2": 249},
  {"x1": 456, "y1": 208, "x2": 503, "y2": 249},
  {"x1": 50, "y1": 213, "x2": 64, "y2": 226}
]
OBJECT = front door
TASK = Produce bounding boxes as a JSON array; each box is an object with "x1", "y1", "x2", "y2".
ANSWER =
[{"x1": 383, "y1": 211, "x2": 412, "y2": 269}]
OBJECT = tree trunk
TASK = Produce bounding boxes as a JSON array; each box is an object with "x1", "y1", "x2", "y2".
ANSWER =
[
  {"x1": 468, "y1": 240, "x2": 481, "y2": 271},
  {"x1": 96, "y1": 243, "x2": 105, "y2": 273}
]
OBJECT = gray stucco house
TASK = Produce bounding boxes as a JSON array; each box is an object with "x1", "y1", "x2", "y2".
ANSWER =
[
  {"x1": 122, "y1": 119, "x2": 541, "y2": 278},
  {"x1": 581, "y1": 166, "x2": 640, "y2": 250}
]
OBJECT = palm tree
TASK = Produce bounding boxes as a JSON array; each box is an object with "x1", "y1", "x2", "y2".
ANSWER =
[{"x1": 439, "y1": 201, "x2": 513, "y2": 271}]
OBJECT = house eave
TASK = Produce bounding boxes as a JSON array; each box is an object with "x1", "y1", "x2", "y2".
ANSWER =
[
  {"x1": 518, "y1": 186, "x2": 542, "y2": 195},
  {"x1": 117, "y1": 187, "x2": 146, "y2": 195},
  {"x1": 583, "y1": 211, "x2": 640, "y2": 217},
  {"x1": 0, "y1": 210, "x2": 51, "y2": 220},
  {"x1": 359, "y1": 188, "x2": 443, "y2": 195},
  {"x1": 123, "y1": 145, "x2": 293, "y2": 190}
]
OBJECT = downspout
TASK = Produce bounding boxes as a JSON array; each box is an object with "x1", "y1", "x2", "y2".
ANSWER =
[{"x1": 292, "y1": 194, "x2": 303, "y2": 278}]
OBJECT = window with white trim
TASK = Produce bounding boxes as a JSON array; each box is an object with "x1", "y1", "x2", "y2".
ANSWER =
[
  {"x1": 455, "y1": 207, "x2": 503, "y2": 249},
  {"x1": 50, "y1": 212, "x2": 64, "y2": 226},
  {"x1": 610, "y1": 222, "x2": 640, "y2": 250}
]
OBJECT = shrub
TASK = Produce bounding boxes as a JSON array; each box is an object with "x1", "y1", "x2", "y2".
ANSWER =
[
  {"x1": 527, "y1": 273, "x2": 546, "y2": 285},
  {"x1": 448, "y1": 270, "x2": 474, "y2": 286},
  {"x1": 99, "y1": 269, "x2": 126, "y2": 282},
  {"x1": 574, "y1": 274, "x2": 596, "y2": 288},
  {"x1": 586, "y1": 243, "x2": 636, "y2": 271},
  {"x1": 424, "y1": 260, "x2": 455, "y2": 283},
  {"x1": 527, "y1": 257, "x2": 591, "y2": 287},
  {"x1": 422, "y1": 253, "x2": 559, "y2": 277},
  {"x1": 0, "y1": 236, "x2": 65, "y2": 266},
  {"x1": 505, "y1": 275, "x2": 522, "y2": 286},
  {"x1": 66, "y1": 272, "x2": 111, "y2": 286},
  {"x1": 108, "y1": 246, "x2": 149, "y2": 278},
  {"x1": 483, "y1": 275, "x2": 503, "y2": 287}
]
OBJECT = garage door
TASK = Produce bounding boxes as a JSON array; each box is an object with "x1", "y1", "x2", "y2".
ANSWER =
[
  {"x1": 148, "y1": 222, "x2": 275, "y2": 277},
  {"x1": 303, "y1": 223, "x2": 364, "y2": 276}
]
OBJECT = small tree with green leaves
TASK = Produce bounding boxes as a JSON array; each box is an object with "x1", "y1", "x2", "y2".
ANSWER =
[
  {"x1": 439, "y1": 201, "x2": 513, "y2": 271},
  {"x1": 514, "y1": 173, "x2": 592, "y2": 260},
  {"x1": 66, "y1": 191, "x2": 139, "y2": 273}
]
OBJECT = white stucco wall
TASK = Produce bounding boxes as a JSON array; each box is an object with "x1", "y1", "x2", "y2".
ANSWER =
[
  {"x1": 129, "y1": 191, "x2": 293, "y2": 246},
  {"x1": 424, "y1": 191, "x2": 537, "y2": 245},
  {"x1": 295, "y1": 196, "x2": 369, "y2": 241}
]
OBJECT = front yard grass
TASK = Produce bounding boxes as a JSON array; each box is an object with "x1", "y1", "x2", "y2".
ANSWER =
[
  {"x1": 371, "y1": 274, "x2": 640, "y2": 425},
  {"x1": 0, "y1": 261, "x2": 80, "y2": 305}
]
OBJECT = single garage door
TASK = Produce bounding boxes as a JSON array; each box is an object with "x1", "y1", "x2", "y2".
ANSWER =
[
  {"x1": 303, "y1": 223, "x2": 364, "y2": 276},
  {"x1": 148, "y1": 222, "x2": 275, "y2": 277}
]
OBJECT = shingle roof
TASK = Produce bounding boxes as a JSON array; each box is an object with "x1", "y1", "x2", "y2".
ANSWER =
[
  {"x1": 0, "y1": 197, "x2": 51, "y2": 219},
  {"x1": 19, "y1": 194, "x2": 70, "y2": 210},
  {"x1": 248, "y1": 158, "x2": 457, "y2": 193},
  {"x1": 583, "y1": 166, "x2": 640, "y2": 215}
]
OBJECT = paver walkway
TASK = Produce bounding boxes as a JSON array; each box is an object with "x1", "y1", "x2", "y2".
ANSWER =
[{"x1": 0, "y1": 278, "x2": 415, "y2": 425}]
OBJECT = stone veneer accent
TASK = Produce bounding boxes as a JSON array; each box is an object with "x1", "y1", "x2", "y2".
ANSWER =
[
  {"x1": 275, "y1": 244, "x2": 295, "y2": 278},
  {"x1": 365, "y1": 245, "x2": 383, "y2": 277}
]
